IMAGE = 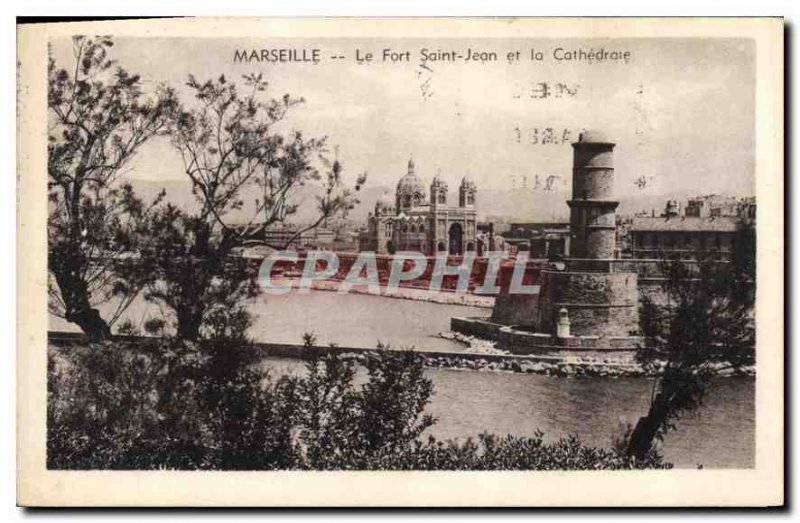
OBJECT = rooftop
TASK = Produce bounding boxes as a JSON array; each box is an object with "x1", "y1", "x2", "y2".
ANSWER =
[{"x1": 630, "y1": 216, "x2": 739, "y2": 233}]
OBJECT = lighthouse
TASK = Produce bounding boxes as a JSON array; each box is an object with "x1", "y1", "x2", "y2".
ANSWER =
[
  {"x1": 568, "y1": 130, "x2": 619, "y2": 260},
  {"x1": 537, "y1": 129, "x2": 640, "y2": 340}
]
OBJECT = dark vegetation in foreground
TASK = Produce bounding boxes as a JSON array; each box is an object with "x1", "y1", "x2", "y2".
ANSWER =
[{"x1": 48, "y1": 337, "x2": 669, "y2": 471}]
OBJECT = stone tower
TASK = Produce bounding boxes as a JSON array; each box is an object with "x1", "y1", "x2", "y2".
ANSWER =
[
  {"x1": 459, "y1": 176, "x2": 476, "y2": 208},
  {"x1": 568, "y1": 130, "x2": 618, "y2": 259},
  {"x1": 537, "y1": 130, "x2": 640, "y2": 339},
  {"x1": 372, "y1": 192, "x2": 394, "y2": 253},
  {"x1": 430, "y1": 171, "x2": 448, "y2": 208}
]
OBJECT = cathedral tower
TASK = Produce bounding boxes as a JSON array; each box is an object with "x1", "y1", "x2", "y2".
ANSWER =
[
  {"x1": 430, "y1": 171, "x2": 448, "y2": 208},
  {"x1": 459, "y1": 176, "x2": 477, "y2": 208}
]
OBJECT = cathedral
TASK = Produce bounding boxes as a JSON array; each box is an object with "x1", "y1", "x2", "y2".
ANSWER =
[{"x1": 360, "y1": 159, "x2": 478, "y2": 255}]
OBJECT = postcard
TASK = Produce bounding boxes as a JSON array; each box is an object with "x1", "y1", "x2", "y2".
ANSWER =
[{"x1": 17, "y1": 17, "x2": 783, "y2": 507}]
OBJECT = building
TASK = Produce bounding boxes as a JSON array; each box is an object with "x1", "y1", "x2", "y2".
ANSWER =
[
  {"x1": 360, "y1": 158, "x2": 478, "y2": 255},
  {"x1": 501, "y1": 222, "x2": 570, "y2": 259},
  {"x1": 629, "y1": 214, "x2": 740, "y2": 260},
  {"x1": 253, "y1": 225, "x2": 336, "y2": 250},
  {"x1": 453, "y1": 129, "x2": 644, "y2": 354},
  {"x1": 629, "y1": 197, "x2": 755, "y2": 260},
  {"x1": 536, "y1": 129, "x2": 640, "y2": 339},
  {"x1": 685, "y1": 194, "x2": 739, "y2": 218}
]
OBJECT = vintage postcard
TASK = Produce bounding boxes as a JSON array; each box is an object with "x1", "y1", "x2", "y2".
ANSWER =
[{"x1": 17, "y1": 17, "x2": 783, "y2": 507}]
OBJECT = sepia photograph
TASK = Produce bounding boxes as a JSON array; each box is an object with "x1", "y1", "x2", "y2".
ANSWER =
[{"x1": 16, "y1": 17, "x2": 784, "y2": 507}]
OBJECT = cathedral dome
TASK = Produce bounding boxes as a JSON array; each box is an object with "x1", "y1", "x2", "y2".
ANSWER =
[
  {"x1": 397, "y1": 158, "x2": 425, "y2": 195},
  {"x1": 396, "y1": 157, "x2": 426, "y2": 209}
]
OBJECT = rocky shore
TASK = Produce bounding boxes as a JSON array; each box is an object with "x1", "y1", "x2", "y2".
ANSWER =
[
  {"x1": 416, "y1": 353, "x2": 755, "y2": 378},
  {"x1": 48, "y1": 331, "x2": 756, "y2": 380}
]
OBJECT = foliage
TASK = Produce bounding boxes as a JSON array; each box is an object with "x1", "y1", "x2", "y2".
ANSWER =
[
  {"x1": 135, "y1": 74, "x2": 366, "y2": 342},
  {"x1": 167, "y1": 73, "x2": 366, "y2": 248},
  {"x1": 48, "y1": 339, "x2": 296, "y2": 470},
  {"x1": 362, "y1": 433, "x2": 669, "y2": 471},
  {"x1": 48, "y1": 35, "x2": 177, "y2": 340},
  {"x1": 48, "y1": 340, "x2": 670, "y2": 471},
  {"x1": 136, "y1": 204, "x2": 261, "y2": 342},
  {"x1": 629, "y1": 243, "x2": 755, "y2": 459}
]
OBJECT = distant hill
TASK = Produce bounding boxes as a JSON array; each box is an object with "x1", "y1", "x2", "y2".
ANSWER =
[{"x1": 125, "y1": 178, "x2": 715, "y2": 226}]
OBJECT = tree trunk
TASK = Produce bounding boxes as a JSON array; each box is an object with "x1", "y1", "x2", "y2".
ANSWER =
[
  {"x1": 56, "y1": 275, "x2": 111, "y2": 343},
  {"x1": 53, "y1": 261, "x2": 112, "y2": 343},
  {"x1": 176, "y1": 307, "x2": 204, "y2": 342},
  {"x1": 626, "y1": 393, "x2": 670, "y2": 460},
  {"x1": 66, "y1": 305, "x2": 112, "y2": 343}
]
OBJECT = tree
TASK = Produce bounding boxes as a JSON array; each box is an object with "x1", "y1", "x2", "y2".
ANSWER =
[
  {"x1": 48, "y1": 36, "x2": 176, "y2": 341},
  {"x1": 627, "y1": 236, "x2": 755, "y2": 460},
  {"x1": 140, "y1": 74, "x2": 365, "y2": 341}
]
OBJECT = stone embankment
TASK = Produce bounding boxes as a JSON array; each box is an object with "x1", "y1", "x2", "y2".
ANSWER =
[
  {"x1": 433, "y1": 331, "x2": 754, "y2": 378},
  {"x1": 299, "y1": 279, "x2": 495, "y2": 308},
  {"x1": 48, "y1": 331, "x2": 755, "y2": 379}
]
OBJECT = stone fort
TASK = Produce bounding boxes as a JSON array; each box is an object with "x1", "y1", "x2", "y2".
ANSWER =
[{"x1": 452, "y1": 130, "x2": 644, "y2": 355}]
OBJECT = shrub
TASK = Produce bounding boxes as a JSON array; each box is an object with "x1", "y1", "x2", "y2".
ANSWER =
[
  {"x1": 48, "y1": 339, "x2": 297, "y2": 470},
  {"x1": 48, "y1": 340, "x2": 671, "y2": 471}
]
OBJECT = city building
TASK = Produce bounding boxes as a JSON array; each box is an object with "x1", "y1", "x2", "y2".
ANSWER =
[
  {"x1": 685, "y1": 194, "x2": 739, "y2": 218},
  {"x1": 629, "y1": 197, "x2": 755, "y2": 260},
  {"x1": 360, "y1": 158, "x2": 478, "y2": 255},
  {"x1": 629, "y1": 214, "x2": 740, "y2": 260},
  {"x1": 501, "y1": 222, "x2": 570, "y2": 258}
]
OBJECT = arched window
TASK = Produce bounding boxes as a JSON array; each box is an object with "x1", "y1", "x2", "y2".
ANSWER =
[
  {"x1": 410, "y1": 224, "x2": 417, "y2": 233},
  {"x1": 419, "y1": 223, "x2": 426, "y2": 233}
]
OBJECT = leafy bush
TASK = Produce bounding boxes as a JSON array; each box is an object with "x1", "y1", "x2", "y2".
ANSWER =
[
  {"x1": 48, "y1": 339, "x2": 296, "y2": 470},
  {"x1": 48, "y1": 339, "x2": 670, "y2": 471}
]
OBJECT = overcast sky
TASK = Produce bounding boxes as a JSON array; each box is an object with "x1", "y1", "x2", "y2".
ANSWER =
[{"x1": 50, "y1": 37, "x2": 755, "y2": 198}]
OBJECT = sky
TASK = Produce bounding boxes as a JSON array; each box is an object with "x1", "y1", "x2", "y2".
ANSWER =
[{"x1": 49, "y1": 36, "x2": 755, "y2": 200}]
